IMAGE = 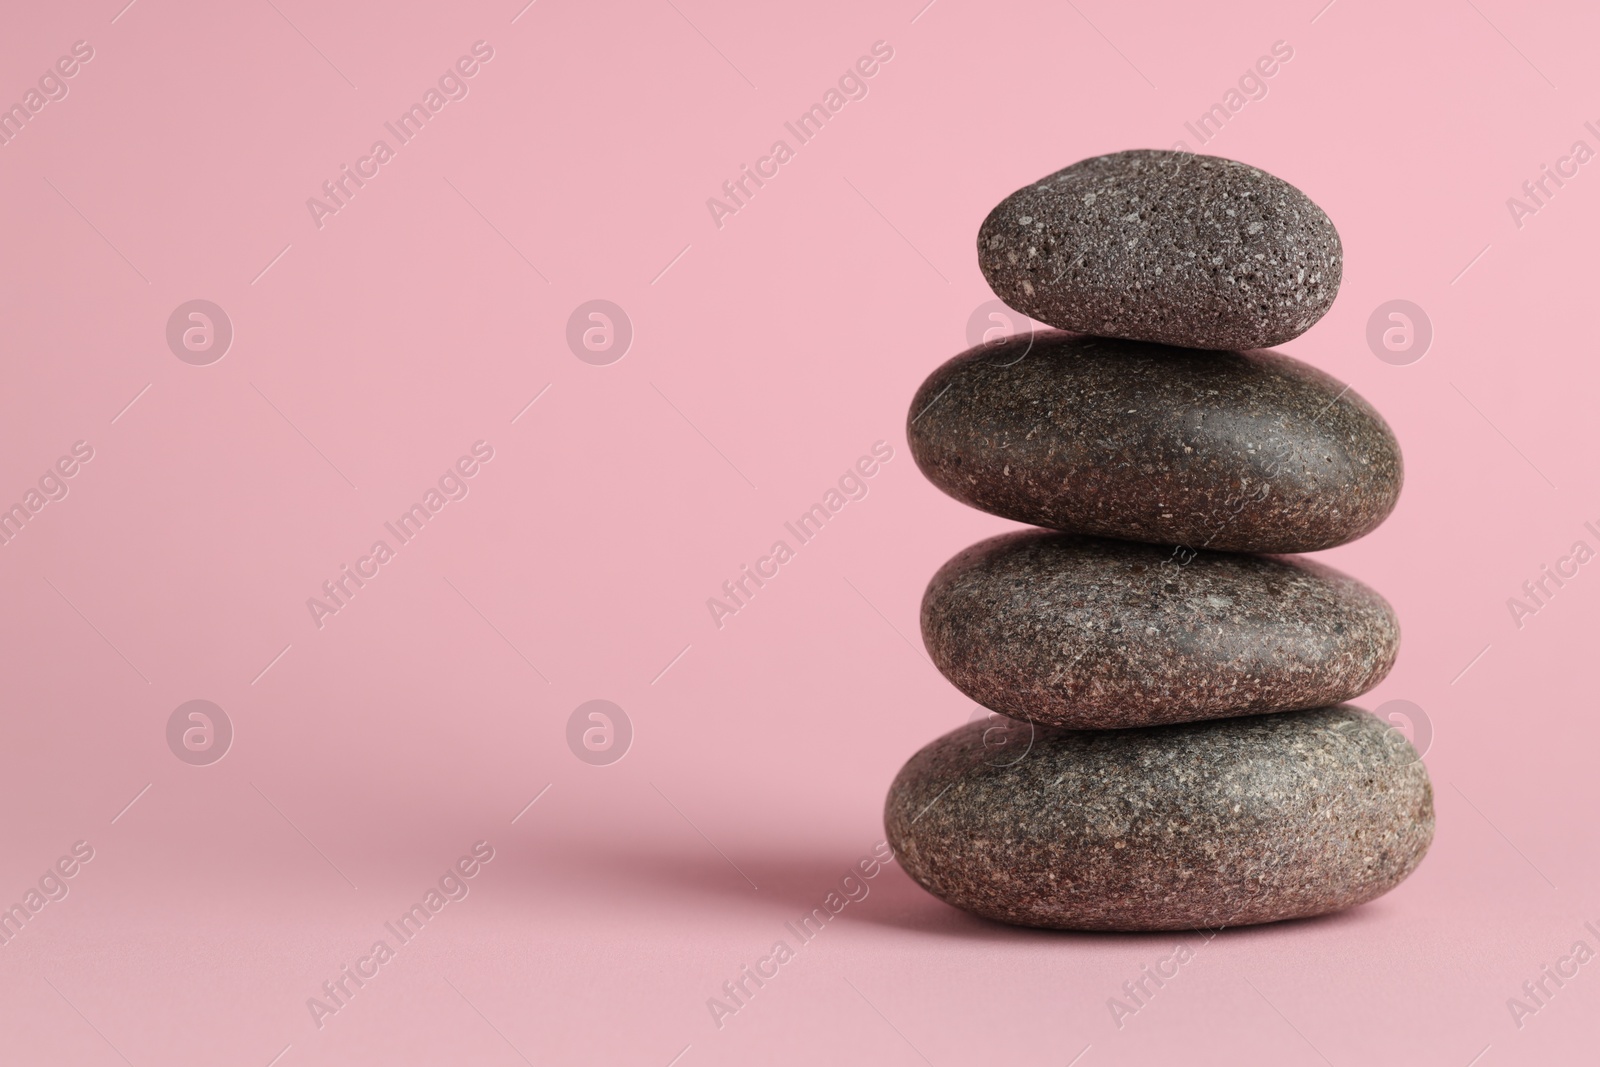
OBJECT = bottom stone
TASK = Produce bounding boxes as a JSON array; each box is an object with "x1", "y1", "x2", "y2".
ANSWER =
[{"x1": 884, "y1": 706, "x2": 1433, "y2": 931}]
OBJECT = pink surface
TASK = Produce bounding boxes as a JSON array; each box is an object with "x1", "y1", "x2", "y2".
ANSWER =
[{"x1": 1, "y1": 0, "x2": 1596, "y2": 1063}]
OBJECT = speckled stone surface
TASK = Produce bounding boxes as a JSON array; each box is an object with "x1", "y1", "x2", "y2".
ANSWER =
[
  {"x1": 977, "y1": 150, "x2": 1342, "y2": 350},
  {"x1": 923, "y1": 531, "x2": 1398, "y2": 729},
  {"x1": 884, "y1": 705, "x2": 1433, "y2": 931},
  {"x1": 906, "y1": 331, "x2": 1402, "y2": 553}
]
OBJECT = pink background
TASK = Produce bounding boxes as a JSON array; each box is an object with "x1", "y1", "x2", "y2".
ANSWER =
[{"x1": 1, "y1": 0, "x2": 1596, "y2": 1063}]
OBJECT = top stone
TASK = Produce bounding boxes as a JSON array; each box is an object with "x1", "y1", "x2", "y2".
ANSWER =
[{"x1": 978, "y1": 150, "x2": 1342, "y2": 350}]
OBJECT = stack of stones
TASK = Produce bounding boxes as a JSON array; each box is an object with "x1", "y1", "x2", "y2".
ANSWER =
[{"x1": 884, "y1": 150, "x2": 1434, "y2": 931}]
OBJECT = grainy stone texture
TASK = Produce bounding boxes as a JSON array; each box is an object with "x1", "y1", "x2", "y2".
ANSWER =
[
  {"x1": 906, "y1": 331, "x2": 1402, "y2": 553},
  {"x1": 923, "y1": 531, "x2": 1398, "y2": 729},
  {"x1": 978, "y1": 149, "x2": 1342, "y2": 350},
  {"x1": 884, "y1": 706, "x2": 1433, "y2": 931}
]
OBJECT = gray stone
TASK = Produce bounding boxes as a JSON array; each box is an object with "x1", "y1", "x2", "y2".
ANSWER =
[
  {"x1": 884, "y1": 706, "x2": 1433, "y2": 931},
  {"x1": 978, "y1": 149, "x2": 1341, "y2": 350},
  {"x1": 906, "y1": 332, "x2": 1402, "y2": 553},
  {"x1": 923, "y1": 531, "x2": 1398, "y2": 729}
]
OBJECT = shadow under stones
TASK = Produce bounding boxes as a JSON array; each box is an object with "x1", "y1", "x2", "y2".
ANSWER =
[{"x1": 494, "y1": 835, "x2": 1392, "y2": 944}]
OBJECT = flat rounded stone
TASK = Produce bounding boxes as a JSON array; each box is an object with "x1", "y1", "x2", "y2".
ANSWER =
[
  {"x1": 906, "y1": 332, "x2": 1402, "y2": 553},
  {"x1": 923, "y1": 531, "x2": 1398, "y2": 729},
  {"x1": 884, "y1": 705, "x2": 1433, "y2": 931},
  {"x1": 978, "y1": 149, "x2": 1341, "y2": 350}
]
